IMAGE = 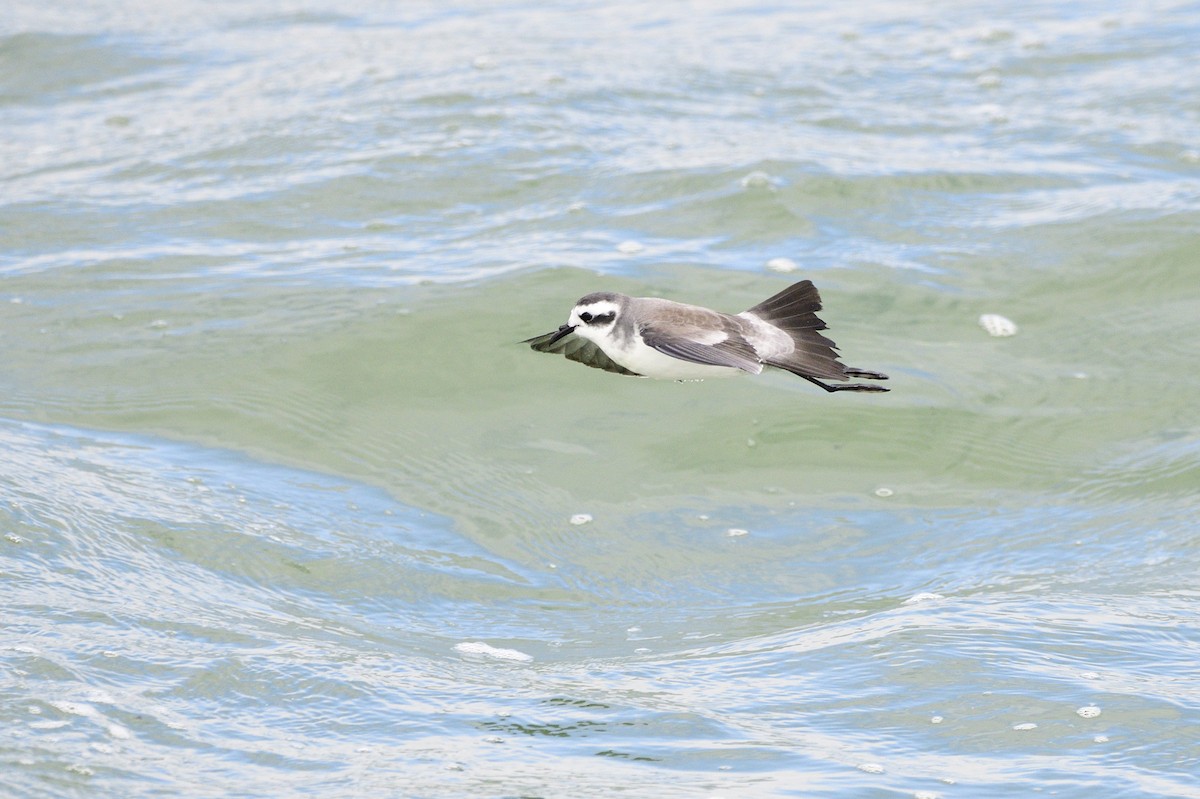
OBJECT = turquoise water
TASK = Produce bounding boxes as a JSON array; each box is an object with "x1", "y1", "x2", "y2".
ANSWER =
[{"x1": 3, "y1": 2, "x2": 1199, "y2": 797}]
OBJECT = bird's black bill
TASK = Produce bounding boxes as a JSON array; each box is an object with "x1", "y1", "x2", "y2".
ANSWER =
[
  {"x1": 528, "y1": 324, "x2": 577, "y2": 347},
  {"x1": 549, "y1": 324, "x2": 576, "y2": 345}
]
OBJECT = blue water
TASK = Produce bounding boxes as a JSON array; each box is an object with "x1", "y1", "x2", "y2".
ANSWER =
[{"x1": 3, "y1": 2, "x2": 1200, "y2": 797}]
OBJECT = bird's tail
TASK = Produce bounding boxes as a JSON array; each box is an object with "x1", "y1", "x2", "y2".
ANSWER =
[{"x1": 745, "y1": 280, "x2": 889, "y2": 392}]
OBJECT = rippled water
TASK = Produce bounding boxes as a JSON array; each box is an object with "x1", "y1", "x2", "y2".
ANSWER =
[{"x1": 4, "y1": 1, "x2": 1200, "y2": 797}]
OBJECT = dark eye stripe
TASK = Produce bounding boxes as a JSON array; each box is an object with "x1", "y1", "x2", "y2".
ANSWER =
[{"x1": 582, "y1": 311, "x2": 615, "y2": 325}]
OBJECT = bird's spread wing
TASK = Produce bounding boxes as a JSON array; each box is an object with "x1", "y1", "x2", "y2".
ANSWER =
[
  {"x1": 524, "y1": 330, "x2": 641, "y2": 376},
  {"x1": 639, "y1": 321, "x2": 763, "y2": 374}
]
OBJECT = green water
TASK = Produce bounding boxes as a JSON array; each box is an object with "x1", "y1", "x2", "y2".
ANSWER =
[{"x1": 3, "y1": 1, "x2": 1199, "y2": 797}]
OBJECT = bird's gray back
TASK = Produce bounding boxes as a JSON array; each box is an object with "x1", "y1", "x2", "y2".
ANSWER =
[{"x1": 628, "y1": 296, "x2": 732, "y2": 330}]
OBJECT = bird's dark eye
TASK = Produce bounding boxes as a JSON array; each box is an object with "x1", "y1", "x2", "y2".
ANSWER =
[{"x1": 579, "y1": 311, "x2": 593, "y2": 323}]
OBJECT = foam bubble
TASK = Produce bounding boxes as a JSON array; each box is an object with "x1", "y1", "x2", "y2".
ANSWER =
[
  {"x1": 1012, "y1": 722, "x2": 1038, "y2": 731},
  {"x1": 904, "y1": 592, "x2": 944, "y2": 604},
  {"x1": 1076, "y1": 705, "x2": 1101, "y2": 719},
  {"x1": 50, "y1": 701, "x2": 98, "y2": 718},
  {"x1": 453, "y1": 642, "x2": 533, "y2": 662},
  {"x1": 740, "y1": 171, "x2": 774, "y2": 189},
  {"x1": 569, "y1": 513, "x2": 593, "y2": 526},
  {"x1": 726, "y1": 528, "x2": 749, "y2": 537},
  {"x1": 979, "y1": 313, "x2": 1018, "y2": 337},
  {"x1": 30, "y1": 720, "x2": 70, "y2": 730}
]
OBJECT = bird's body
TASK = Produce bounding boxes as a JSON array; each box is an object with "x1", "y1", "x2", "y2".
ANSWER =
[{"x1": 524, "y1": 280, "x2": 889, "y2": 393}]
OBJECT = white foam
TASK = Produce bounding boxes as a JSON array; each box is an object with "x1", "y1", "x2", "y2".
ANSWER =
[
  {"x1": 766, "y1": 257, "x2": 798, "y2": 273},
  {"x1": 453, "y1": 641, "x2": 533, "y2": 662},
  {"x1": 1076, "y1": 705, "x2": 1102, "y2": 719},
  {"x1": 29, "y1": 720, "x2": 70, "y2": 730},
  {"x1": 50, "y1": 701, "x2": 99, "y2": 718},
  {"x1": 979, "y1": 313, "x2": 1018, "y2": 337},
  {"x1": 569, "y1": 513, "x2": 593, "y2": 526},
  {"x1": 740, "y1": 170, "x2": 774, "y2": 188}
]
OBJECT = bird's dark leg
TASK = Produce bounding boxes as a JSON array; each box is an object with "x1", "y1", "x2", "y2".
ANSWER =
[{"x1": 801, "y1": 375, "x2": 890, "y2": 393}]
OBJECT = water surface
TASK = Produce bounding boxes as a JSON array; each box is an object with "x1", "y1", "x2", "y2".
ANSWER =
[{"x1": 3, "y1": 1, "x2": 1199, "y2": 797}]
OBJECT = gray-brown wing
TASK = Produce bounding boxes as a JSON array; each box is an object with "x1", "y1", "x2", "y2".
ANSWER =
[
  {"x1": 524, "y1": 330, "x2": 641, "y2": 376},
  {"x1": 639, "y1": 322, "x2": 763, "y2": 374}
]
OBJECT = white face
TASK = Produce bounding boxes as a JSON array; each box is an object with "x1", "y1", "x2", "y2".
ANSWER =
[{"x1": 567, "y1": 299, "x2": 621, "y2": 343}]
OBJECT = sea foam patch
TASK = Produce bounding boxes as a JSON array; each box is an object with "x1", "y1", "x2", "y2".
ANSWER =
[
  {"x1": 979, "y1": 313, "x2": 1018, "y2": 337},
  {"x1": 453, "y1": 641, "x2": 533, "y2": 662}
]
